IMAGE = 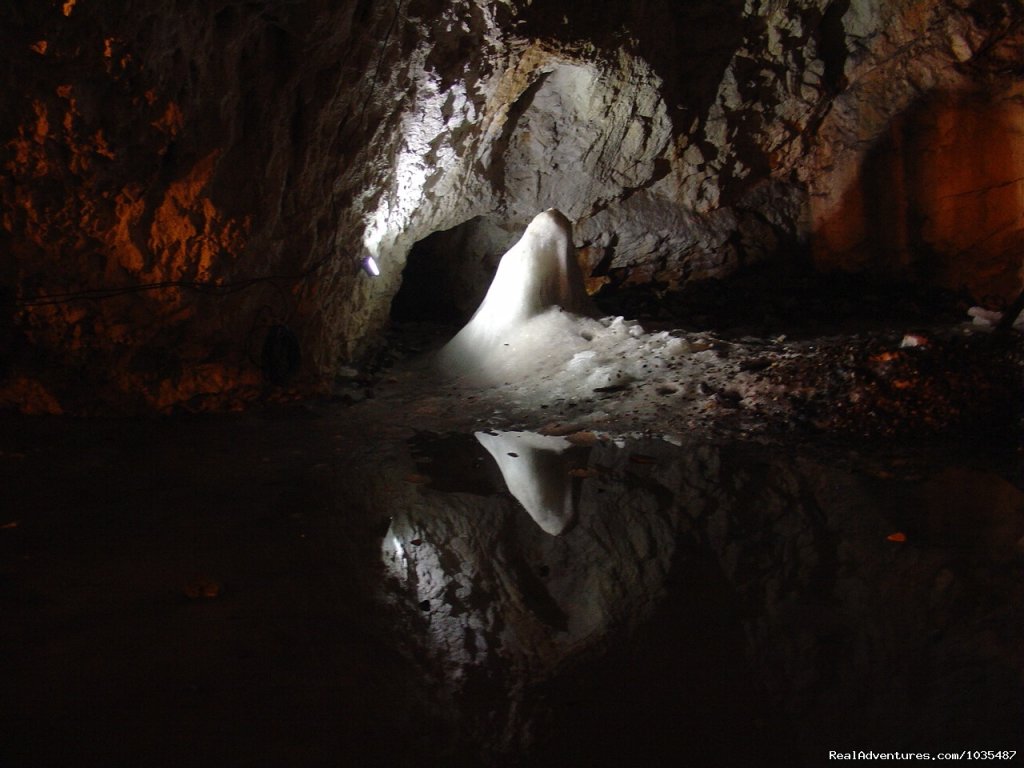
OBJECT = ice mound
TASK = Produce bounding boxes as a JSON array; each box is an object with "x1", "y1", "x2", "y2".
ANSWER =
[
  {"x1": 436, "y1": 209, "x2": 688, "y2": 400},
  {"x1": 436, "y1": 208, "x2": 594, "y2": 374}
]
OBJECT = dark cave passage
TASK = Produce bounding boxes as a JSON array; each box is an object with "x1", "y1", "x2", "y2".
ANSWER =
[
  {"x1": 390, "y1": 216, "x2": 519, "y2": 325},
  {"x1": 389, "y1": 229, "x2": 467, "y2": 324}
]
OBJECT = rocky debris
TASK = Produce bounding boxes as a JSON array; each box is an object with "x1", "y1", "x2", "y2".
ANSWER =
[
  {"x1": 410, "y1": 317, "x2": 1022, "y2": 448},
  {"x1": 764, "y1": 329, "x2": 1024, "y2": 439}
]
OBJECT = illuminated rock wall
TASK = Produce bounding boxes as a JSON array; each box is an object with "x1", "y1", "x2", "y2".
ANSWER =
[
  {"x1": 812, "y1": 89, "x2": 1024, "y2": 301},
  {"x1": 1, "y1": 0, "x2": 1022, "y2": 411},
  {"x1": 807, "y1": 1, "x2": 1024, "y2": 301}
]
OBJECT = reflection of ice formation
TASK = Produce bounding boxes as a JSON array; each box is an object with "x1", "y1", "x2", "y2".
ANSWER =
[
  {"x1": 377, "y1": 433, "x2": 679, "y2": 691},
  {"x1": 475, "y1": 430, "x2": 579, "y2": 535}
]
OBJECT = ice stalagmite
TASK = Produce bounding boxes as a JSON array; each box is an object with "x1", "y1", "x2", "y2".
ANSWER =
[{"x1": 436, "y1": 209, "x2": 595, "y2": 379}]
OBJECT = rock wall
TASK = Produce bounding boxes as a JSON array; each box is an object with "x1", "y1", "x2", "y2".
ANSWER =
[
  {"x1": 1, "y1": 0, "x2": 1022, "y2": 411},
  {"x1": 807, "y1": 0, "x2": 1024, "y2": 300}
]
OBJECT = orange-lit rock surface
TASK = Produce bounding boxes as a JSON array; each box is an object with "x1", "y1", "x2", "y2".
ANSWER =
[
  {"x1": 0, "y1": 4, "x2": 302, "y2": 412},
  {"x1": 812, "y1": 90, "x2": 1024, "y2": 303},
  {"x1": 808, "y1": 1, "x2": 1024, "y2": 304}
]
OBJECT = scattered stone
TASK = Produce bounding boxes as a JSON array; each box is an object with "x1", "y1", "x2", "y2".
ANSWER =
[
  {"x1": 184, "y1": 579, "x2": 222, "y2": 599},
  {"x1": 900, "y1": 334, "x2": 929, "y2": 348}
]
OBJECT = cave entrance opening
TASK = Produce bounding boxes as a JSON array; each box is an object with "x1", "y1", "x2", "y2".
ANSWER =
[{"x1": 389, "y1": 215, "x2": 518, "y2": 325}]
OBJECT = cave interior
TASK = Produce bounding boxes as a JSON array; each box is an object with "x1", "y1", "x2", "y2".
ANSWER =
[{"x1": 2, "y1": 1, "x2": 1024, "y2": 766}]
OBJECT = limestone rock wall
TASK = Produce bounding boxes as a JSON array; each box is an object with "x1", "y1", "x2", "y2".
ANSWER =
[
  {"x1": 807, "y1": 0, "x2": 1024, "y2": 301},
  {"x1": 1, "y1": 0, "x2": 1022, "y2": 411}
]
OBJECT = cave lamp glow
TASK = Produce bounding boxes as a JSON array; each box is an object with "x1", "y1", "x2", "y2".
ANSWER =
[
  {"x1": 360, "y1": 76, "x2": 466, "y2": 284},
  {"x1": 362, "y1": 254, "x2": 380, "y2": 277}
]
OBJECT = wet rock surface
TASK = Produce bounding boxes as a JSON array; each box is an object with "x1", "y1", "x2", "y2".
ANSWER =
[{"x1": 381, "y1": 272, "x2": 1023, "y2": 451}]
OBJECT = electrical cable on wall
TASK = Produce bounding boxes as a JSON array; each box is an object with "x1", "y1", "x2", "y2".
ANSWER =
[{"x1": 12, "y1": 251, "x2": 334, "y2": 308}]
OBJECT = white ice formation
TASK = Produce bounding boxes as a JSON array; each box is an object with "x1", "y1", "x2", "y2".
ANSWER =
[
  {"x1": 475, "y1": 430, "x2": 578, "y2": 536},
  {"x1": 436, "y1": 209, "x2": 594, "y2": 374},
  {"x1": 968, "y1": 305, "x2": 1024, "y2": 330},
  {"x1": 435, "y1": 209, "x2": 692, "y2": 406}
]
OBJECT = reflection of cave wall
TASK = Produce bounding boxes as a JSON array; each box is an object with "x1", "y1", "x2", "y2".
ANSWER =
[
  {"x1": 349, "y1": 433, "x2": 1024, "y2": 764},
  {"x1": 813, "y1": 89, "x2": 1024, "y2": 302}
]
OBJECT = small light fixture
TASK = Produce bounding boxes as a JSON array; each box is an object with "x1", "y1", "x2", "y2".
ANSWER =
[{"x1": 362, "y1": 254, "x2": 381, "y2": 277}]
